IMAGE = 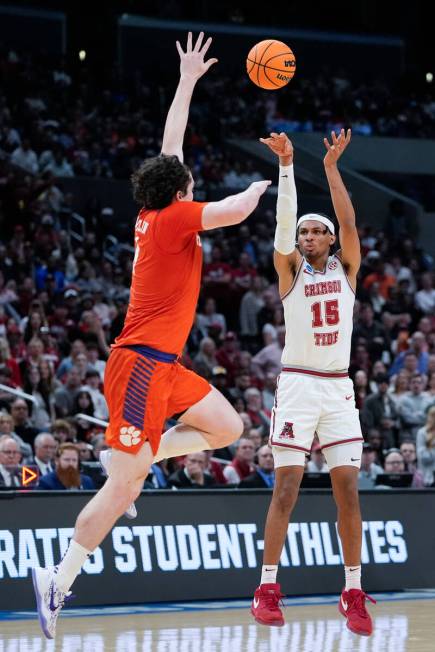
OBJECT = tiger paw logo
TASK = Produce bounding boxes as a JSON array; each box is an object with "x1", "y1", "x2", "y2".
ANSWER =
[
  {"x1": 279, "y1": 421, "x2": 294, "y2": 439},
  {"x1": 119, "y1": 426, "x2": 141, "y2": 447}
]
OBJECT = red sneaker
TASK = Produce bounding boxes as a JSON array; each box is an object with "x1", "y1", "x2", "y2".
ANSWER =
[
  {"x1": 251, "y1": 583, "x2": 285, "y2": 626},
  {"x1": 339, "y1": 588, "x2": 376, "y2": 636}
]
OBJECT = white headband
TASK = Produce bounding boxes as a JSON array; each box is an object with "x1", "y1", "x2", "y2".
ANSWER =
[{"x1": 297, "y1": 213, "x2": 335, "y2": 235}]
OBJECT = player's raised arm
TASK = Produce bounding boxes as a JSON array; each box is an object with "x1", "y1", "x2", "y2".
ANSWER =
[
  {"x1": 259, "y1": 131, "x2": 300, "y2": 294},
  {"x1": 201, "y1": 180, "x2": 271, "y2": 230},
  {"x1": 161, "y1": 32, "x2": 218, "y2": 162},
  {"x1": 323, "y1": 128, "x2": 361, "y2": 281}
]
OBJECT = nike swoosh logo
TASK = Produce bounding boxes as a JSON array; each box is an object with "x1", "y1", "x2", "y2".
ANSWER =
[
  {"x1": 349, "y1": 568, "x2": 359, "y2": 572},
  {"x1": 345, "y1": 395, "x2": 353, "y2": 400},
  {"x1": 253, "y1": 597, "x2": 260, "y2": 608},
  {"x1": 49, "y1": 583, "x2": 59, "y2": 612},
  {"x1": 281, "y1": 175, "x2": 288, "y2": 178},
  {"x1": 341, "y1": 595, "x2": 348, "y2": 611},
  {"x1": 351, "y1": 458, "x2": 360, "y2": 462}
]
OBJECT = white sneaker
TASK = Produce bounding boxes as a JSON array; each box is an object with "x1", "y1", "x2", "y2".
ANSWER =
[
  {"x1": 99, "y1": 448, "x2": 137, "y2": 519},
  {"x1": 32, "y1": 566, "x2": 73, "y2": 639}
]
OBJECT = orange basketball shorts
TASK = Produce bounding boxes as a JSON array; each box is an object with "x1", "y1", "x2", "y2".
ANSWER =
[{"x1": 104, "y1": 345, "x2": 211, "y2": 455}]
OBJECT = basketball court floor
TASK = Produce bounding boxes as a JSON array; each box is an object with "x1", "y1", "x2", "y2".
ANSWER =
[{"x1": 1, "y1": 592, "x2": 435, "y2": 651}]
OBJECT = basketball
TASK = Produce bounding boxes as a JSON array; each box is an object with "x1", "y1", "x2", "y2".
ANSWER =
[{"x1": 246, "y1": 39, "x2": 296, "y2": 90}]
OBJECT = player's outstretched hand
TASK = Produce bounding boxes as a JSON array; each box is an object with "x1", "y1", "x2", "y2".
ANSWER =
[
  {"x1": 323, "y1": 128, "x2": 351, "y2": 167},
  {"x1": 259, "y1": 132, "x2": 293, "y2": 162},
  {"x1": 250, "y1": 179, "x2": 272, "y2": 196},
  {"x1": 176, "y1": 32, "x2": 218, "y2": 82}
]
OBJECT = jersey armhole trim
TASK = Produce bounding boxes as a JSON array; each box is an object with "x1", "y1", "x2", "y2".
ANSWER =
[
  {"x1": 280, "y1": 258, "x2": 304, "y2": 301},
  {"x1": 335, "y1": 254, "x2": 356, "y2": 295}
]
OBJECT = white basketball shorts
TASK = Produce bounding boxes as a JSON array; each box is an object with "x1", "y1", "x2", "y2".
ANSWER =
[{"x1": 270, "y1": 367, "x2": 363, "y2": 470}]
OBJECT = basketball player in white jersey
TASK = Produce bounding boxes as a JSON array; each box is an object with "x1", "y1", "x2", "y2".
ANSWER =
[{"x1": 250, "y1": 130, "x2": 375, "y2": 636}]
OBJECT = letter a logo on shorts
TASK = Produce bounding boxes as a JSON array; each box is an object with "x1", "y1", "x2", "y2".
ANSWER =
[{"x1": 279, "y1": 421, "x2": 294, "y2": 439}]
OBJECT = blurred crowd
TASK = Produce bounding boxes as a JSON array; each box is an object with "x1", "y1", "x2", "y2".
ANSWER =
[
  {"x1": 0, "y1": 47, "x2": 435, "y2": 494},
  {"x1": 1, "y1": 47, "x2": 435, "y2": 191}
]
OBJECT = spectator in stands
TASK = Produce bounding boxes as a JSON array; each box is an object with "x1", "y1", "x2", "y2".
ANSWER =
[
  {"x1": 193, "y1": 337, "x2": 218, "y2": 380},
  {"x1": 223, "y1": 437, "x2": 256, "y2": 484},
  {"x1": 415, "y1": 272, "x2": 435, "y2": 316},
  {"x1": 23, "y1": 366, "x2": 53, "y2": 430},
  {"x1": 72, "y1": 390, "x2": 96, "y2": 439},
  {"x1": 257, "y1": 289, "x2": 279, "y2": 334},
  {"x1": 361, "y1": 373, "x2": 399, "y2": 448},
  {"x1": 354, "y1": 369, "x2": 370, "y2": 410},
  {"x1": 11, "y1": 139, "x2": 38, "y2": 174},
  {"x1": 56, "y1": 339, "x2": 86, "y2": 379},
  {"x1": 0, "y1": 410, "x2": 33, "y2": 461},
  {"x1": 202, "y1": 245, "x2": 232, "y2": 305},
  {"x1": 167, "y1": 452, "x2": 216, "y2": 489},
  {"x1": 10, "y1": 398, "x2": 38, "y2": 445},
  {"x1": 239, "y1": 276, "x2": 265, "y2": 347},
  {"x1": 353, "y1": 303, "x2": 389, "y2": 358},
  {"x1": 416, "y1": 405, "x2": 435, "y2": 486},
  {"x1": 216, "y1": 331, "x2": 240, "y2": 382},
  {"x1": 399, "y1": 373, "x2": 434, "y2": 441},
  {"x1": 239, "y1": 445, "x2": 275, "y2": 488},
  {"x1": 38, "y1": 443, "x2": 94, "y2": 490},
  {"x1": 197, "y1": 297, "x2": 227, "y2": 339},
  {"x1": 86, "y1": 343, "x2": 106, "y2": 380},
  {"x1": 425, "y1": 371, "x2": 435, "y2": 401},
  {"x1": 262, "y1": 372, "x2": 277, "y2": 412},
  {"x1": 0, "y1": 435, "x2": 22, "y2": 488},
  {"x1": 81, "y1": 370, "x2": 108, "y2": 420},
  {"x1": 389, "y1": 332, "x2": 429, "y2": 377},
  {"x1": 362, "y1": 257, "x2": 396, "y2": 300},
  {"x1": 383, "y1": 450, "x2": 405, "y2": 473},
  {"x1": 399, "y1": 440, "x2": 424, "y2": 487},
  {"x1": 210, "y1": 366, "x2": 233, "y2": 403},
  {"x1": 358, "y1": 442, "x2": 384, "y2": 488},
  {"x1": 203, "y1": 449, "x2": 227, "y2": 485},
  {"x1": 0, "y1": 365, "x2": 15, "y2": 407},
  {"x1": 307, "y1": 442, "x2": 328, "y2": 473},
  {"x1": 251, "y1": 325, "x2": 285, "y2": 379},
  {"x1": 244, "y1": 387, "x2": 270, "y2": 433},
  {"x1": 51, "y1": 419, "x2": 74, "y2": 444},
  {"x1": 231, "y1": 252, "x2": 258, "y2": 300},
  {"x1": 76, "y1": 441, "x2": 94, "y2": 462},
  {"x1": 0, "y1": 336, "x2": 21, "y2": 386},
  {"x1": 33, "y1": 432, "x2": 57, "y2": 476},
  {"x1": 388, "y1": 370, "x2": 410, "y2": 405},
  {"x1": 366, "y1": 428, "x2": 385, "y2": 466},
  {"x1": 20, "y1": 337, "x2": 45, "y2": 378},
  {"x1": 54, "y1": 367, "x2": 82, "y2": 417}
]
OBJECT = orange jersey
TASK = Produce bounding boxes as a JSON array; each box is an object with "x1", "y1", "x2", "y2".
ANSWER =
[{"x1": 113, "y1": 201, "x2": 207, "y2": 355}]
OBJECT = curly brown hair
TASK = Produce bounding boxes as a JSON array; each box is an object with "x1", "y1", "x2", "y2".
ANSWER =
[{"x1": 131, "y1": 155, "x2": 191, "y2": 209}]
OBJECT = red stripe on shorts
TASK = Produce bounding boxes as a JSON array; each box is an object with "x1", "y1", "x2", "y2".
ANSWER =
[
  {"x1": 282, "y1": 367, "x2": 349, "y2": 378},
  {"x1": 320, "y1": 437, "x2": 364, "y2": 450}
]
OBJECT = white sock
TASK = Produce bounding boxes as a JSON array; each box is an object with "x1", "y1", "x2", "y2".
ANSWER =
[
  {"x1": 345, "y1": 565, "x2": 362, "y2": 591},
  {"x1": 55, "y1": 540, "x2": 92, "y2": 593},
  {"x1": 154, "y1": 424, "x2": 211, "y2": 463},
  {"x1": 261, "y1": 564, "x2": 278, "y2": 585}
]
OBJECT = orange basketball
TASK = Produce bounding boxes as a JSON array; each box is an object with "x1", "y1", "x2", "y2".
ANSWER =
[{"x1": 246, "y1": 39, "x2": 296, "y2": 90}]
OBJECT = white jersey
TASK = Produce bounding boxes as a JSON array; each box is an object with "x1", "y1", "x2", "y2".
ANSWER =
[{"x1": 281, "y1": 254, "x2": 355, "y2": 371}]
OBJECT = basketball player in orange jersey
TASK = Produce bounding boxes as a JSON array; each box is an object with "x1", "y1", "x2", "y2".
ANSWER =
[
  {"x1": 32, "y1": 32, "x2": 271, "y2": 639},
  {"x1": 250, "y1": 130, "x2": 376, "y2": 636}
]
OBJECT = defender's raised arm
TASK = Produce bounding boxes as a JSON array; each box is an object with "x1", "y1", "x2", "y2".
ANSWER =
[{"x1": 161, "y1": 32, "x2": 217, "y2": 162}]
